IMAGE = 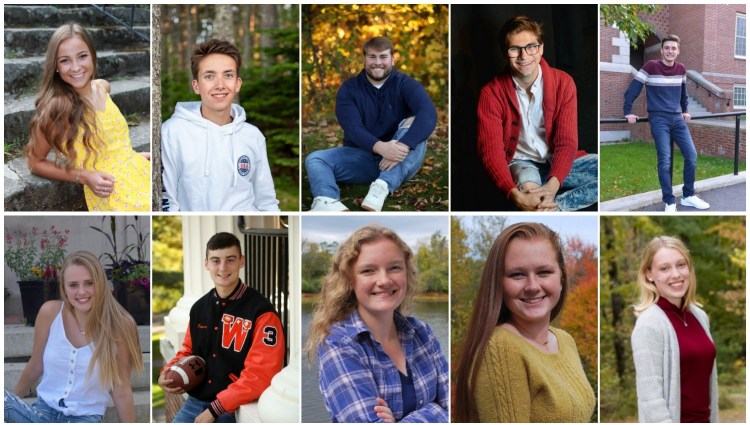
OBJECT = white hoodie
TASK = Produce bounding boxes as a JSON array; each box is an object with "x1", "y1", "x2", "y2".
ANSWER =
[{"x1": 161, "y1": 102, "x2": 280, "y2": 211}]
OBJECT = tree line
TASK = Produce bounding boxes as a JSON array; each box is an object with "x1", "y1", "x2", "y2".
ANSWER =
[{"x1": 301, "y1": 231, "x2": 448, "y2": 294}]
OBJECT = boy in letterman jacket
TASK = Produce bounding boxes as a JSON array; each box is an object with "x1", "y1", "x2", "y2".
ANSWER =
[
  {"x1": 158, "y1": 232, "x2": 285, "y2": 422},
  {"x1": 161, "y1": 39, "x2": 279, "y2": 212}
]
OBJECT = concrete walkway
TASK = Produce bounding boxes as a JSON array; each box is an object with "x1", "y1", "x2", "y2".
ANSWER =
[{"x1": 601, "y1": 172, "x2": 746, "y2": 212}]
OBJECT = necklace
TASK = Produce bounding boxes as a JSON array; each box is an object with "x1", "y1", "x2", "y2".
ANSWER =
[
  {"x1": 669, "y1": 310, "x2": 688, "y2": 327},
  {"x1": 72, "y1": 313, "x2": 87, "y2": 336}
]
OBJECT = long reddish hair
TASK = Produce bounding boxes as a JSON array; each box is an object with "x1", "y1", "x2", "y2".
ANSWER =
[{"x1": 453, "y1": 222, "x2": 568, "y2": 422}]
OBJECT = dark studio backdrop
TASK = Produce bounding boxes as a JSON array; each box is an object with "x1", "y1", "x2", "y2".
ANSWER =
[{"x1": 451, "y1": 4, "x2": 598, "y2": 211}]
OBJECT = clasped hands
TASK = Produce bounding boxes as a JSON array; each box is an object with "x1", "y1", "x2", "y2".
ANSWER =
[
  {"x1": 510, "y1": 177, "x2": 560, "y2": 211},
  {"x1": 373, "y1": 140, "x2": 409, "y2": 171}
]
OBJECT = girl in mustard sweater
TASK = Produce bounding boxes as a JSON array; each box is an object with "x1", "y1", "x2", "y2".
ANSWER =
[{"x1": 454, "y1": 222, "x2": 595, "y2": 422}]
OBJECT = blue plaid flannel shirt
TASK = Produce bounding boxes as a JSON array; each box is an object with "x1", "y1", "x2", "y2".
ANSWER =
[{"x1": 318, "y1": 309, "x2": 449, "y2": 423}]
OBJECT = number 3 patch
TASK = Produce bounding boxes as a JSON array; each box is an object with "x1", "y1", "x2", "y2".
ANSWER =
[{"x1": 262, "y1": 326, "x2": 278, "y2": 346}]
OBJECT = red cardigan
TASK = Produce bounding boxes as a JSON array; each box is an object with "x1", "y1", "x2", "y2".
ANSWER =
[{"x1": 477, "y1": 58, "x2": 582, "y2": 196}]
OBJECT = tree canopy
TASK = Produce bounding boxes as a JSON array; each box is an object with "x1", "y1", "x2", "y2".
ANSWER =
[{"x1": 302, "y1": 4, "x2": 448, "y2": 119}]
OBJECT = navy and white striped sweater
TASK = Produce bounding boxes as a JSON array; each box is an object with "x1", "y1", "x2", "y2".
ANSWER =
[{"x1": 624, "y1": 60, "x2": 689, "y2": 116}]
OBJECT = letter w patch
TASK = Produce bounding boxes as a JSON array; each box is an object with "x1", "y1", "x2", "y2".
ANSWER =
[{"x1": 221, "y1": 314, "x2": 253, "y2": 352}]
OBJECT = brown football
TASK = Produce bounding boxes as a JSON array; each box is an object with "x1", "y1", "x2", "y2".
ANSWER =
[{"x1": 164, "y1": 355, "x2": 207, "y2": 391}]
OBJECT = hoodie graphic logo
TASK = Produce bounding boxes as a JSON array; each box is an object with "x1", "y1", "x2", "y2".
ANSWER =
[{"x1": 237, "y1": 155, "x2": 251, "y2": 176}]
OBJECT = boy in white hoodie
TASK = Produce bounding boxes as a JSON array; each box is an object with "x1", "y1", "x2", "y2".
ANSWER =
[{"x1": 161, "y1": 39, "x2": 279, "y2": 211}]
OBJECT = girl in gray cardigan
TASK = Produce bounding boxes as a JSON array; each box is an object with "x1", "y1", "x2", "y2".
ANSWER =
[{"x1": 631, "y1": 236, "x2": 718, "y2": 423}]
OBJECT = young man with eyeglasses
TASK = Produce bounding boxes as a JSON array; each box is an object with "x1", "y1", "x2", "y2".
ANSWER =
[
  {"x1": 477, "y1": 16, "x2": 597, "y2": 211},
  {"x1": 624, "y1": 34, "x2": 710, "y2": 212}
]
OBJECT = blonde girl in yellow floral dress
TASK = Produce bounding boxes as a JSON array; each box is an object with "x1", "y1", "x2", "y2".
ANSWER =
[{"x1": 24, "y1": 23, "x2": 149, "y2": 211}]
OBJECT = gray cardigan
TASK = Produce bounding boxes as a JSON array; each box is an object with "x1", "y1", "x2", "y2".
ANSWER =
[{"x1": 631, "y1": 303, "x2": 719, "y2": 423}]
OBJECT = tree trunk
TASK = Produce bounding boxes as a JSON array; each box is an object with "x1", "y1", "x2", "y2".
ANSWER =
[
  {"x1": 214, "y1": 5, "x2": 235, "y2": 43},
  {"x1": 152, "y1": 4, "x2": 163, "y2": 211},
  {"x1": 184, "y1": 5, "x2": 193, "y2": 71},
  {"x1": 604, "y1": 219, "x2": 626, "y2": 382},
  {"x1": 160, "y1": 5, "x2": 169, "y2": 76},
  {"x1": 258, "y1": 4, "x2": 277, "y2": 70},
  {"x1": 242, "y1": 5, "x2": 254, "y2": 67}
]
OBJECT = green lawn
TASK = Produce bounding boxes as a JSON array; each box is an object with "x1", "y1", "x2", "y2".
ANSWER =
[
  {"x1": 301, "y1": 115, "x2": 449, "y2": 211},
  {"x1": 600, "y1": 141, "x2": 745, "y2": 201},
  {"x1": 152, "y1": 331, "x2": 165, "y2": 410}
]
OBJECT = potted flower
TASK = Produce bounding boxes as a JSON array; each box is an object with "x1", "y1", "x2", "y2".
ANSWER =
[
  {"x1": 110, "y1": 260, "x2": 150, "y2": 325},
  {"x1": 4, "y1": 225, "x2": 69, "y2": 326},
  {"x1": 90, "y1": 216, "x2": 150, "y2": 325}
]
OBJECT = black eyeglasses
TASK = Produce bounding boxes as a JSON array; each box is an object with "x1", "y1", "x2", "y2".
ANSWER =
[{"x1": 508, "y1": 43, "x2": 543, "y2": 58}]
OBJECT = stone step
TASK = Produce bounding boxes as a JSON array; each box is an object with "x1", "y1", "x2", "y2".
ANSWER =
[
  {"x1": 687, "y1": 96, "x2": 708, "y2": 114},
  {"x1": 5, "y1": 354, "x2": 152, "y2": 393},
  {"x1": 5, "y1": 50, "x2": 149, "y2": 95},
  {"x1": 5, "y1": 26, "x2": 149, "y2": 57},
  {"x1": 18, "y1": 389, "x2": 151, "y2": 423},
  {"x1": 5, "y1": 76, "x2": 150, "y2": 143},
  {"x1": 4, "y1": 120, "x2": 151, "y2": 212},
  {"x1": 5, "y1": 5, "x2": 150, "y2": 29},
  {"x1": 4, "y1": 324, "x2": 151, "y2": 358}
]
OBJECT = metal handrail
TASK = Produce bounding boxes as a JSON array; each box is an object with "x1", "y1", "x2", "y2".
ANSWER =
[
  {"x1": 601, "y1": 111, "x2": 746, "y2": 176},
  {"x1": 91, "y1": 4, "x2": 149, "y2": 43}
]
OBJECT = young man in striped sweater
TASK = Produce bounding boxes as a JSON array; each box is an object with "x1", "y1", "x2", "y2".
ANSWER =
[
  {"x1": 624, "y1": 34, "x2": 710, "y2": 212},
  {"x1": 477, "y1": 16, "x2": 598, "y2": 211}
]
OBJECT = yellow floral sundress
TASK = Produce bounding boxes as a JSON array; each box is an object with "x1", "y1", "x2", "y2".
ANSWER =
[{"x1": 72, "y1": 94, "x2": 150, "y2": 211}]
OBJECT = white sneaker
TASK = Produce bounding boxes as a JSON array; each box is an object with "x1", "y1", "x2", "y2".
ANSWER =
[
  {"x1": 361, "y1": 179, "x2": 389, "y2": 212},
  {"x1": 310, "y1": 196, "x2": 348, "y2": 212},
  {"x1": 664, "y1": 203, "x2": 677, "y2": 212},
  {"x1": 680, "y1": 195, "x2": 710, "y2": 210}
]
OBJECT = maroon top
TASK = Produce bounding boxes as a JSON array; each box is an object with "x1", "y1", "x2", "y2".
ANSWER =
[{"x1": 656, "y1": 297, "x2": 716, "y2": 422}]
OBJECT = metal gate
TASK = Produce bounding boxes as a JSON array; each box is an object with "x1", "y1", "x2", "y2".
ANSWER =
[{"x1": 240, "y1": 225, "x2": 289, "y2": 365}]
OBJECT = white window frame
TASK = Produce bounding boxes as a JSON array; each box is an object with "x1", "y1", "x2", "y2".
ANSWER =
[
  {"x1": 736, "y1": 13, "x2": 746, "y2": 59},
  {"x1": 733, "y1": 85, "x2": 746, "y2": 110}
]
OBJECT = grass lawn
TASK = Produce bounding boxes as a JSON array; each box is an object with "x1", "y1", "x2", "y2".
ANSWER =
[
  {"x1": 152, "y1": 331, "x2": 165, "y2": 410},
  {"x1": 301, "y1": 113, "x2": 449, "y2": 211},
  {"x1": 600, "y1": 141, "x2": 746, "y2": 201},
  {"x1": 274, "y1": 174, "x2": 299, "y2": 212}
]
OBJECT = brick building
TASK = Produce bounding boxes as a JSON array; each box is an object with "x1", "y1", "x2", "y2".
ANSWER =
[{"x1": 600, "y1": 4, "x2": 746, "y2": 159}]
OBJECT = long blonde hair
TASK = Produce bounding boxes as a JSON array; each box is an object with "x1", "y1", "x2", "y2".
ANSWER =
[
  {"x1": 24, "y1": 23, "x2": 99, "y2": 172},
  {"x1": 304, "y1": 225, "x2": 417, "y2": 364},
  {"x1": 59, "y1": 251, "x2": 144, "y2": 390},
  {"x1": 633, "y1": 235, "x2": 700, "y2": 316}
]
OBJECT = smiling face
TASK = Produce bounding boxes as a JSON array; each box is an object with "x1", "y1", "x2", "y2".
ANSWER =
[
  {"x1": 352, "y1": 238, "x2": 408, "y2": 321},
  {"x1": 501, "y1": 237, "x2": 562, "y2": 327},
  {"x1": 506, "y1": 30, "x2": 543, "y2": 84},
  {"x1": 661, "y1": 40, "x2": 680, "y2": 66},
  {"x1": 191, "y1": 53, "x2": 242, "y2": 124},
  {"x1": 205, "y1": 246, "x2": 245, "y2": 297},
  {"x1": 56, "y1": 35, "x2": 94, "y2": 93},
  {"x1": 63, "y1": 263, "x2": 95, "y2": 312},
  {"x1": 363, "y1": 47, "x2": 394, "y2": 85},
  {"x1": 646, "y1": 247, "x2": 690, "y2": 307}
]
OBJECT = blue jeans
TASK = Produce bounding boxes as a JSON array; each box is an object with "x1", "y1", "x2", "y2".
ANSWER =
[
  {"x1": 509, "y1": 154, "x2": 598, "y2": 211},
  {"x1": 305, "y1": 119, "x2": 427, "y2": 199},
  {"x1": 649, "y1": 113, "x2": 697, "y2": 204},
  {"x1": 172, "y1": 395, "x2": 235, "y2": 423},
  {"x1": 4, "y1": 390, "x2": 102, "y2": 423}
]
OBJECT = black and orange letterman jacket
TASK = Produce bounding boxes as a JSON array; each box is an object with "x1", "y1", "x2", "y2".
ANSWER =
[{"x1": 164, "y1": 280, "x2": 285, "y2": 418}]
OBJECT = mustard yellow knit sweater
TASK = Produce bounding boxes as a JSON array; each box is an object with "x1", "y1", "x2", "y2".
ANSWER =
[{"x1": 475, "y1": 326, "x2": 595, "y2": 423}]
